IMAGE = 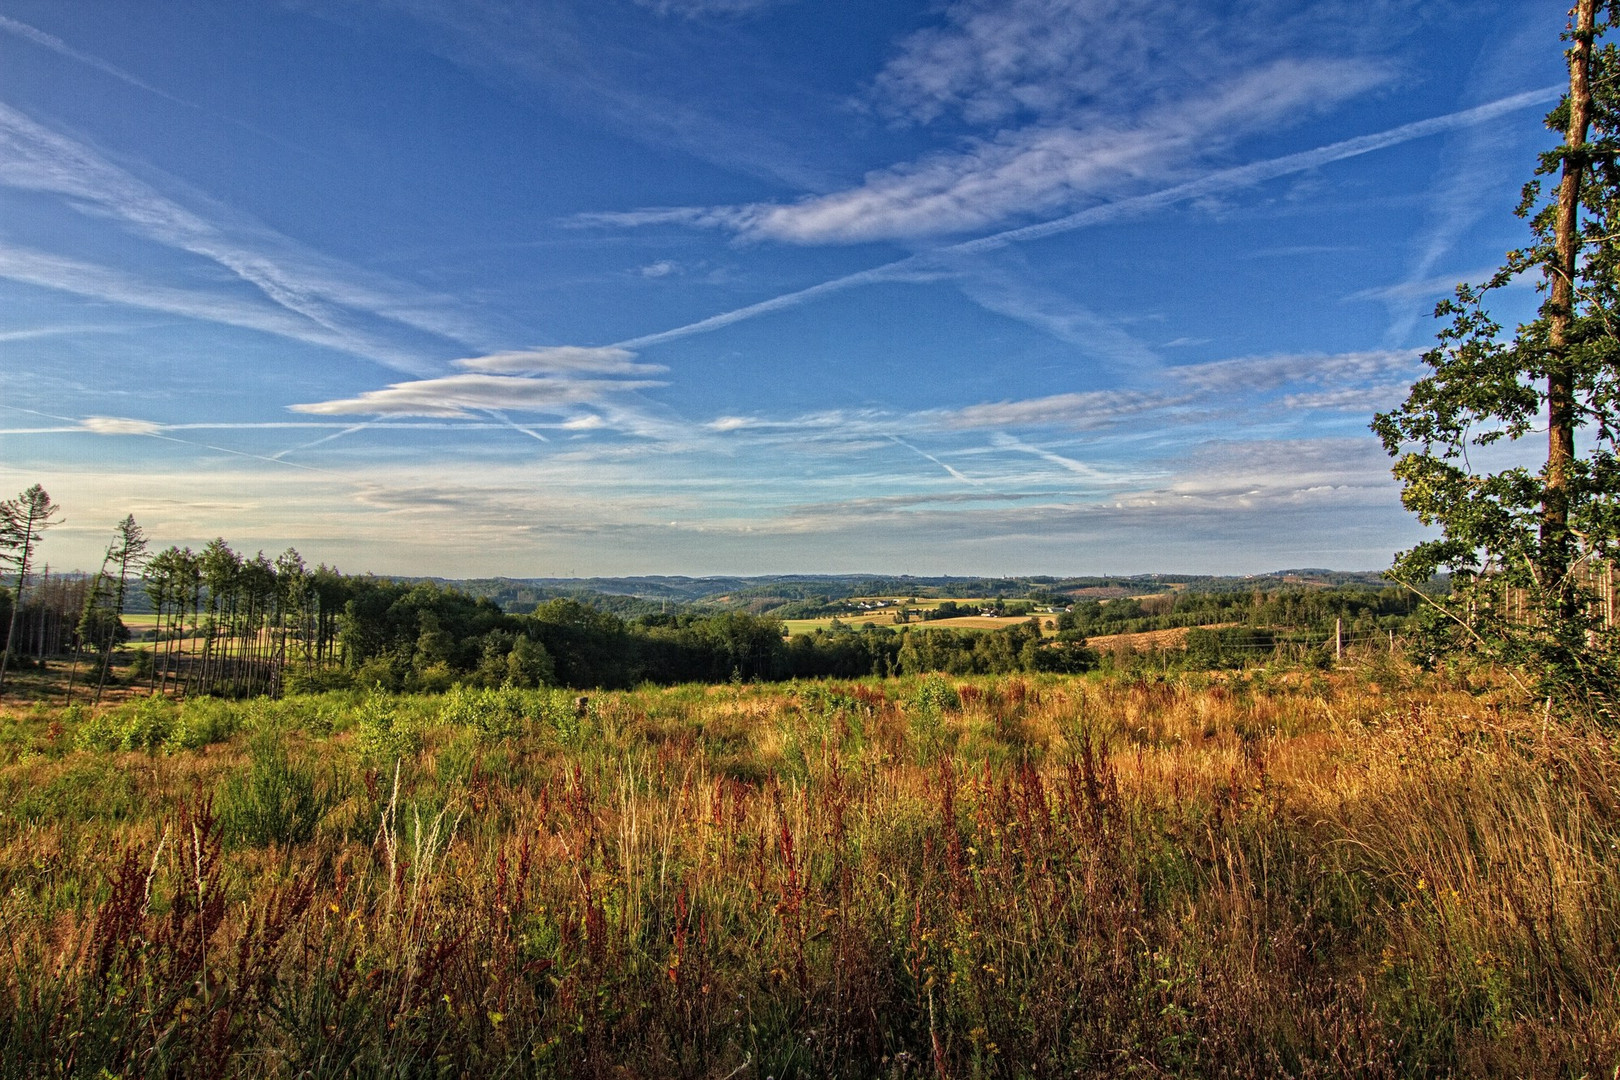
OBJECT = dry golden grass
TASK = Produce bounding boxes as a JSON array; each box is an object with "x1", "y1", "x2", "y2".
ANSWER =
[{"x1": 0, "y1": 665, "x2": 1615, "y2": 1076}]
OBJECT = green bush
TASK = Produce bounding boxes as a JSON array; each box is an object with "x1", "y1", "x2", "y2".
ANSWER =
[
  {"x1": 355, "y1": 687, "x2": 419, "y2": 761},
  {"x1": 911, "y1": 675, "x2": 961, "y2": 715},
  {"x1": 535, "y1": 689, "x2": 586, "y2": 744},
  {"x1": 219, "y1": 732, "x2": 329, "y2": 847},
  {"x1": 163, "y1": 698, "x2": 242, "y2": 751},
  {"x1": 909, "y1": 676, "x2": 959, "y2": 763},
  {"x1": 438, "y1": 684, "x2": 527, "y2": 741},
  {"x1": 73, "y1": 695, "x2": 178, "y2": 753},
  {"x1": 280, "y1": 666, "x2": 355, "y2": 695},
  {"x1": 71, "y1": 706, "x2": 120, "y2": 753}
]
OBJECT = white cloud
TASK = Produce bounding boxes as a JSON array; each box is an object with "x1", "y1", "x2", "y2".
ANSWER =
[
  {"x1": 871, "y1": 0, "x2": 1202, "y2": 127},
  {"x1": 578, "y1": 55, "x2": 1397, "y2": 247},
  {"x1": 1171, "y1": 349, "x2": 1419, "y2": 393},
  {"x1": 79, "y1": 415, "x2": 163, "y2": 436},
  {"x1": 288, "y1": 373, "x2": 666, "y2": 418},
  {"x1": 910, "y1": 349, "x2": 1421, "y2": 437},
  {"x1": 1145, "y1": 438, "x2": 1395, "y2": 509},
  {"x1": 10, "y1": 423, "x2": 1416, "y2": 577},
  {"x1": 581, "y1": 92, "x2": 1559, "y2": 359},
  {"x1": 932, "y1": 389, "x2": 1177, "y2": 431},
  {"x1": 1282, "y1": 385, "x2": 1412, "y2": 412},
  {"x1": 867, "y1": 0, "x2": 1430, "y2": 129},
  {"x1": 1346, "y1": 267, "x2": 1506, "y2": 305},
  {"x1": 452, "y1": 346, "x2": 666, "y2": 375},
  {"x1": 713, "y1": 60, "x2": 1385, "y2": 244}
]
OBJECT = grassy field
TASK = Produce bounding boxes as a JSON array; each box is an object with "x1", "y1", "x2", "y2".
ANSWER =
[
  {"x1": 782, "y1": 614, "x2": 1058, "y2": 636},
  {"x1": 783, "y1": 597, "x2": 1063, "y2": 636},
  {"x1": 0, "y1": 663, "x2": 1616, "y2": 1076}
]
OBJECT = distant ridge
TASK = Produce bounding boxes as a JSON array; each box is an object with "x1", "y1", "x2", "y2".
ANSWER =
[{"x1": 378, "y1": 570, "x2": 1397, "y2": 617}]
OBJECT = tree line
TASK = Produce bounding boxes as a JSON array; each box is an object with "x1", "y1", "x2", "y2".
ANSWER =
[
  {"x1": 0, "y1": 485, "x2": 1433, "y2": 701},
  {"x1": 0, "y1": 505, "x2": 1099, "y2": 696},
  {"x1": 1055, "y1": 586, "x2": 1422, "y2": 640}
]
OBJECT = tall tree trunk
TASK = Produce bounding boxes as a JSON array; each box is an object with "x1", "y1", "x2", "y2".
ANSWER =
[{"x1": 1544, "y1": 0, "x2": 1598, "y2": 597}]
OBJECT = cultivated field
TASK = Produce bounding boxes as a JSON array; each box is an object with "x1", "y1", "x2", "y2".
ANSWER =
[
  {"x1": 0, "y1": 664, "x2": 1616, "y2": 1077},
  {"x1": 780, "y1": 597, "x2": 1065, "y2": 637}
]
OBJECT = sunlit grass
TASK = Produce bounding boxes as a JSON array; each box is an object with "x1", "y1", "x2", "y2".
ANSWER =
[{"x1": 0, "y1": 665, "x2": 1615, "y2": 1076}]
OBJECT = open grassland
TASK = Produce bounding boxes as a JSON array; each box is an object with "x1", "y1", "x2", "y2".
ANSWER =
[
  {"x1": 782, "y1": 597, "x2": 1064, "y2": 636},
  {"x1": 782, "y1": 613, "x2": 1058, "y2": 636},
  {"x1": 1, "y1": 665, "x2": 1617, "y2": 1077}
]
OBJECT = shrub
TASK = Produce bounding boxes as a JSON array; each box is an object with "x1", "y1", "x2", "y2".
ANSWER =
[
  {"x1": 219, "y1": 731, "x2": 328, "y2": 847},
  {"x1": 355, "y1": 687, "x2": 419, "y2": 761},
  {"x1": 71, "y1": 705, "x2": 120, "y2": 753},
  {"x1": 537, "y1": 689, "x2": 588, "y2": 744},
  {"x1": 281, "y1": 666, "x2": 355, "y2": 694},
  {"x1": 163, "y1": 698, "x2": 243, "y2": 751},
  {"x1": 909, "y1": 676, "x2": 960, "y2": 762},
  {"x1": 911, "y1": 675, "x2": 961, "y2": 715},
  {"x1": 438, "y1": 684, "x2": 527, "y2": 742}
]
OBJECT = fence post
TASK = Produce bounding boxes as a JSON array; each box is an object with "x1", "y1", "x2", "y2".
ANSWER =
[{"x1": 1334, "y1": 617, "x2": 1342, "y2": 662}]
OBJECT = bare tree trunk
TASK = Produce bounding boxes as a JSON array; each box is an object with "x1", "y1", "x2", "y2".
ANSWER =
[{"x1": 1543, "y1": 0, "x2": 1598, "y2": 600}]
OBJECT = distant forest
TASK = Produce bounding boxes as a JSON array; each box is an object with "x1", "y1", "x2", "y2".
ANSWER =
[{"x1": 0, "y1": 536, "x2": 1425, "y2": 697}]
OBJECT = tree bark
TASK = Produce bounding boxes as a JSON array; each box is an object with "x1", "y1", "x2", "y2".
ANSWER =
[{"x1": 1544, "y1": 0, "x2": 1598, "y2": 592}]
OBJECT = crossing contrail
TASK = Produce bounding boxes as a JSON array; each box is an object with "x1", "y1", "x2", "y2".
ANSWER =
[{"x1": 615, "y1": 86, "x2": 1561, "y2": 352}]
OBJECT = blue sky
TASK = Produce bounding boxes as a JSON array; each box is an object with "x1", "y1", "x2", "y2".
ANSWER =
[{"x1": 0, "y1": 0, "x2": 1566, "y2": 576}]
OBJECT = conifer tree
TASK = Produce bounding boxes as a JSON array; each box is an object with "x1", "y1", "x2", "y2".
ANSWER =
[{"x1": 0, "y1": 484, "x2": 62, "y2": 691}]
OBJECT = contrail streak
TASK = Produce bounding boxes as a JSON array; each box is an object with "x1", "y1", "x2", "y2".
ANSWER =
[
  {"x1": 615, "y1": 87, "x2": 1561, "y2": 352},
  {"x1": 0, "y1": 15, "x2": 314, "y2": 156},
  {"x1": 271, "y1": 423, "x2": 372, "y2": 460},
  {"x1": 887, "y1": 435, "x2": 982, "y2": 487}
]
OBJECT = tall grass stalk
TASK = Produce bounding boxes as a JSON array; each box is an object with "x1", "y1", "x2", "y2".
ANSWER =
[{"x1": 0, "y1": 670, "x2": 1614, "y2": 1076}]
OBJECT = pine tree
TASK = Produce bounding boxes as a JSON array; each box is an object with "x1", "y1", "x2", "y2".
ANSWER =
[
  {"x1": 92, "y1": 516, "x2": 148, "y2": 704},
  {"x1": 0, "y1": 485, "x2": 62, "y2": 691}
]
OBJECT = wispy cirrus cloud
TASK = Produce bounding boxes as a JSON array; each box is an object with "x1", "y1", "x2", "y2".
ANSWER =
[
  {"x1": 78, "y1": 415, "x2": 164, "y2": 436},
  {"x1": 913, "y1": 349, "x2": 1420, "y2": 433},
  {"x1": 288, "y1": 373, "x2": 666, "y2": 419},
  {"x1": 1282, "y1": 385, "x2": 1412, "y2": 412},
  {"x1": 866, "y1": 0, "x2": 1412, "y2": 128},
  {"x1": 930, "y1": 389, "x2": 1175, "y2": 431},
  {"x1": 289, "y1": 345, "x2": 670, "y2": 421},
  {"x1": 580, "y1": 88, "x2": 1560, "y2": 362},
  {"x1": 1169, "y1": 349, "x2": 1420, "y2": 393},
  {"x1": 452, "y1": 346, "x2": 666, "y2": 376},
  {"x1": 588, "y1": 59, "x2": 1387, "y2": 245},
  {"x1": 0, "y1": 241, "x2": 434, "y2": 366},
  {"x1": 0, "y1": 15, "x2": 180, "y2": 103},
  {"x1": 1373, "y1": 4, "x2": 1551, "y2": 347},
  {"x1": 631, "y1": 0, "x2": 792, "y2": 16},
  {"x1": 0, "y1": 101, "x2": 492, "y2": 369}
]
